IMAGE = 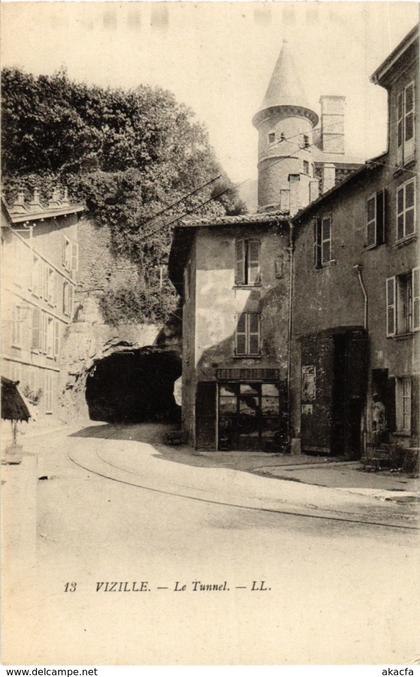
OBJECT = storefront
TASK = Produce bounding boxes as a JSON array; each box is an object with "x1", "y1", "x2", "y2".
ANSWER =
[{"x1": 195, "y1": 368, "x2": 288, "y2": 452}]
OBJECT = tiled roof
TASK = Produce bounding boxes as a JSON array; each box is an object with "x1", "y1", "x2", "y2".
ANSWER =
[{"x1": 178, "y1": 209, "x2": 289, "y2": 229}]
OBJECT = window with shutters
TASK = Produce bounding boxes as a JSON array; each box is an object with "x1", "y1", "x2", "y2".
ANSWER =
[
  {"x1": 396, "y1": 377, "x2": 412, "y2": 434},
  {"x1": 234, "y1": 239, "x2": 261, "y2": 286},
  {"x1": 235, "y1": 313, "x2": 261, "y2": 356},
  {"x1": 63, "y1": 236, "x2": 72, "y2": 271},
  {"x1": 71, "y1": 242, "x2": 79, "y2": 278},
  {"x1": 386, "y1": 277, "x2": 396, "y2": 336},
  {"x1": 32, "y1": 307, "x2": 41, "y2": 351},
  {"x1": 41, "y1": 312, "x2": 48, "y2": 353},
  {"x1": 313, "y1": 217, "x2": 333, "y2": 267},
  {"x1": 413, "y1": 268, "x2": 420, "y2": 331},
  {"x1": 366, "y1": 190, "x2": 386, "y2": 247},
  {"x1": 46, "y1": 317, "x2": 54, "y2": 357},
  {"x1": 12, "y1": 306, "x2": 23, "y2": 348},
  {"x1": 54, "y1": 320, "x2": 60, "y2": 358},
  {"x1": 396, "y1": 179, "x2": 416, "y2": 241},
  {"x1": 47, "y1": 268, "x2": 56, "y2": 306},
  {"x1": 63, "y1": 282, "x2": 73, "y2": 317},
  {"x1": 386, "y1": 271, "x2": 418, "y2": 337},
  {"x1": 31, "y1": 256, "x2": 41, "y2": 297},
  {"x1": 397, "y1": 82, "x2": 415, "y2": 166}
]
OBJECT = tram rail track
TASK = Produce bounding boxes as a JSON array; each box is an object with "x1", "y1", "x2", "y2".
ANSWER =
[{"x1": 67, "y1": 425, "x2": 420, "y2": 532}]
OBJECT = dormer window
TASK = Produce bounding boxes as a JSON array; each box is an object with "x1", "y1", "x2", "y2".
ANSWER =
[{"x1": 268, "y1": 132, "x2": 276, "y2": 144}]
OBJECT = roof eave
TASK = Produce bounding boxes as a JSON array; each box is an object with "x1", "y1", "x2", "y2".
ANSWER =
[
  {"x1": 8, "y1": 204, "x2": 85, "y2": 224},
  {"x1": 292, "y1": 153, "x2": 387, "y2": 224},
  {"x1": 371, "y1": 25, "x2": 418, "y2": 86}
]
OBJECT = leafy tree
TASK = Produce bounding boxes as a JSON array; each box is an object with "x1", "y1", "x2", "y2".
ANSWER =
[{"x1": 2, "y1": 67, "x2": 246, "y2": 323}]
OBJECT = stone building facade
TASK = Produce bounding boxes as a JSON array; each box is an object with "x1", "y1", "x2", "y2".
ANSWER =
[
  {"x1": 289, "y1": 25, "x2": 419, "y2": 458},
  {"x1": 1, "y1": 190, "x2": 83, "y2": 418},
  {"x1": 170, "y1": 38, "x2": 362, "y2": 451},
  {"x1": 169, "y1": 213, "x2": 290, "y2": 450}
]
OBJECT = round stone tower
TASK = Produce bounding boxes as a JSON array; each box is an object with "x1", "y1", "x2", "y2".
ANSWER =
[{"x1": 252, "y1": 40, "x2": 319, "y2": 213}]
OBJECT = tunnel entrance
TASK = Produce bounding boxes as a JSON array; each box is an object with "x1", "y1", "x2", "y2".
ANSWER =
[{"x1": 85, "y1": 348, "x2": 181, "y2": 423}]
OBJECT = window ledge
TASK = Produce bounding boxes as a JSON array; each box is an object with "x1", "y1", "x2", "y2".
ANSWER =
[
  {"x1": 364, "y1": 242, "x2": 384, "y2": 251},
  {"x1": 314, "y1": 259, "x2": 337, "y2": 271},
  {"x1": 388, "y1": 332, "x2": 414, "y2": 341},
  {"x1": 393, "y1": 159, "x2": 416, "y2": 178},
  {"x1": 393, "y1": 234, "x2": 416, "y2": 249},
  {"x1": 393, "y1": 431, "x2": 411, "y2": 438},
  {"x1": 233, "y1": 284, "x2": 262, "y2": 290},
  {"x1": 11, "y1": 344, "x2": 22, "y2": 350},
  {"x1": 233, "y1": 354, "x2": 262, "y2": 360}
]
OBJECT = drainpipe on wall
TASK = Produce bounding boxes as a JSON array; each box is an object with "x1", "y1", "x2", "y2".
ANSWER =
[
  {"x1": 287, "y1": 218, "x2": 295, "y2": 453},
  {"x1": 353, "y1": 263, "x2": 368, "y2": 455},
  {"x1": 353, "y1": 264, "x2": 368, "y2": 331}
]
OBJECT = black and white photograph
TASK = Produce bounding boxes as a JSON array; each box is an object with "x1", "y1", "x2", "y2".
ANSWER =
[{"x1": 1, "y1": 1, "x2": 419, "y2": 668}]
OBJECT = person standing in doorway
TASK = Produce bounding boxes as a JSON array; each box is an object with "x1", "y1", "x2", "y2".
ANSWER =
[{"x1": 371, "y1": 392, "x2": 387, "y2": 447}]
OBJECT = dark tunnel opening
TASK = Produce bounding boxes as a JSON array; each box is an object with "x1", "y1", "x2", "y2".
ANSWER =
[{"x1": 85, "y1": 349, "x2": 182, "y2": 423}]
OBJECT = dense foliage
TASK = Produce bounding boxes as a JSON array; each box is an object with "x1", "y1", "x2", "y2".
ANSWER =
[{"x1": 2, "y1": 67, "x2": 245, "y2": 323}]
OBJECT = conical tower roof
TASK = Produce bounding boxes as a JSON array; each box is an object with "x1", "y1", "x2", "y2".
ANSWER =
[{"x1": 253, "y1": 40, "x2": 318, "y2": 127}]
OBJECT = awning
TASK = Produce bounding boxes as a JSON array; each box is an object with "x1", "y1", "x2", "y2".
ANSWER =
[{"x1": 1, "y1": 376, "x2": 31, "y2": 422}]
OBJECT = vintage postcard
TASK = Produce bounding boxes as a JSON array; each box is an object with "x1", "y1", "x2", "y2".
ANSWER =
[{"x1": 1, "y1": 1, "x2": 419, "y2": 668}]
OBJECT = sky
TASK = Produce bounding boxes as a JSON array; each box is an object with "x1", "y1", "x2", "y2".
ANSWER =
[{"x1": 1, "y1": 2, "x2": 418, "y2": 183}]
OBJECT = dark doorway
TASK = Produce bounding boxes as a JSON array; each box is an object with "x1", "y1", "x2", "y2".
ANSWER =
[
  {"x1": 85, "y1": 349, "x2": 181, "y2": 423},
  {"x1": 300, "y1": 327, "x2": 368, "y2": 457}
]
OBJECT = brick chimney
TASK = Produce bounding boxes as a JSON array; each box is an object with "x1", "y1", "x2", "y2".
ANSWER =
[
  {"x1": 320, "y1": 95, "x2": 345, "y2": 155},
  {"x1": 288, "y1": 174, "x2": 301, "y2": 216},
  {"x1": 322, "y1": 163, "x2": 336, "y2": 193}
]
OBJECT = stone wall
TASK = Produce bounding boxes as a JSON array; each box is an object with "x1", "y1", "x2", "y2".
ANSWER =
[
  {"x1": 59, "y1": 296, "x2": 162, "y2": 420},
  {"x1": 78, "y1": 215, "x2": 139, "y2": 293}
]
